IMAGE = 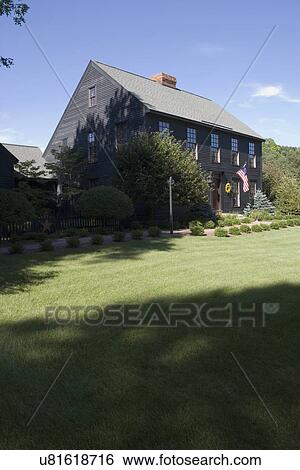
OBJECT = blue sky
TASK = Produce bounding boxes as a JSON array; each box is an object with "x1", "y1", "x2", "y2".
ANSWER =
[{"x1": 0, "y1": 0, "x2": 299, "y2": 150}]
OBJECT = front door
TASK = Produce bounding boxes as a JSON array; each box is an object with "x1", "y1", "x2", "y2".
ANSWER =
[{"x1": 212, "y1": 177, "x2": 221, "y2": 211}]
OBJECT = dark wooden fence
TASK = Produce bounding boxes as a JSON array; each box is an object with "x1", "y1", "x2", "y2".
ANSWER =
[{"x1": 0, "y1": 216, "x2": 119, "y2": 240}]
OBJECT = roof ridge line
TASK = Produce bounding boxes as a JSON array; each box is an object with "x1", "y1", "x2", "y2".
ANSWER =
[
  {"x1": 2, "y1": 142, "x2": 41, "y2": 149},
  {"x1": 93, "y1": 60, "x2": 212, "y2": 102}
]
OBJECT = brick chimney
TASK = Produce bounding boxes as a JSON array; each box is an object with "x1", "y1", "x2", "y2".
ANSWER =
[{"x1": 150, "y1": 72, "x2": 177, "y2": 88}]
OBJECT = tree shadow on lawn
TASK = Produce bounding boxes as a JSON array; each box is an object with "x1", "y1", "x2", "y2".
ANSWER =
[
  {"x1": 0, "y1": 282, "x2": 299, "y2": 450},
  {"x1": 0, "y1": 237, "x2": 176, "y2": 295}
]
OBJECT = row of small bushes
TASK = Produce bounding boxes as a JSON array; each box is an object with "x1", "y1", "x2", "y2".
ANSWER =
[
  {"x1": 8, "y1": 226, "x2": 161, "y2": 254},
  {"x1": 214, "y1": 219, "x2": 300, "y2": 237}
]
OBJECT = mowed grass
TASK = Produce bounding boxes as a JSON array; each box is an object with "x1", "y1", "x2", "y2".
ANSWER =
[{"x1": 0, "y1": 228, "x2": 300, "y2": 449}]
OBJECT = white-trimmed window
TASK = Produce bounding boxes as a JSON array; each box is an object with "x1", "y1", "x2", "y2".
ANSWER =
[
  {"x1": 210, "y1": 133, "x2": 220, "y2": 163},
  {"x1": 232, "y1": 180, "x2": 241, "y2": 207},
  {"x1": 88, "y1": 131, "x2": 97, "y2": 163},
  {"x1": 89, "y1": 86, "x2": 96, "y2": 107},
  {"x1": 186, "y1": 127, "x2": 196, "y2": 150},
  {"x1": 248, "y1": 142, "x2": 256, "y2": 168},
  {"x1": 159, "y1": 121, "x2": 170, "y2": 133},
  {"x1": 231, "y1": 137, "x2": 239, "y2": 166}
]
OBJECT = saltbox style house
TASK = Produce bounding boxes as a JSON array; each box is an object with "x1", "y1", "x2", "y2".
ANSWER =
[{"x1": 44, "y1": 60, "x2": 264, "y2": 212}]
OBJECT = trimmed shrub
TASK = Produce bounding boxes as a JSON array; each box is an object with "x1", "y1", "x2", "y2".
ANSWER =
[
  {"x1": 240, "y1": 224, "x2": 251, "y2": 233},
  {"x1": 217, "y1": 219, "x2": 226, "y2": 227},
  {"x1": 214, "y1": 227, "x2": 228, "y2": 237},
  {"x1": 40, "y1": 239, "x2": 54, "y2": 251},
  {"x1": 251, "y1": 224, "x2": 263, "y2": 232},
  {"x1": 148, "y1": 226, "x2": 161, "y2": 238},
  {"x1": 77, "y1": 186, "x2": 134, "y2": 219},
  {"x1": 77, "y1": 228, "x2": 89, "y2": 237},
  {"x1": 278, "y1": 220, "x2": 288, "y2": 228},
  {"x1": 67, "y1": 236, "x2": 80, "y2": 248},
  {"x1": 189, "y1": 220, "x2": 205, "y2": 236},
  {"x1": 131, "y1": 229, "x2": 143, "y2": 240},
  {"x1": 293, "y1": 218, "x2": 300, "y2": 226},
  {"x1": 62, "y1": 228, "x2": 78, "y2": 237},
  {"x1": 270, "y1": 221, "x2": 280, "y2": 230},
  {"x1": 204, "y1": 220, "x2": 215, "y2": 229},
  {"x1": 260, "y1": 223, "x2": 271, "y2": 231},
  {"x1": 222, "y1": 216, "x2": 239, "y2": 226},
  {"x1": 91, "y1": 234, "x2": 103, "y2": 245},
  {"x1": 131, "y1": 221, "x2": 143, "y2": 230},
  {"x1": 286, "y1": 219, "x2": 295, "y2": 226},
  {"x1": 113, "y1": 231, "x2": 125, "y2": 242},
  {"x1": 241, "y1": 217, "x2": 251, "y2": 224},
  {"x1": 9, "y1": 241, "x2": 24, "y2": 254},
  {"x1": 21, "y1": 232, "x2": 47, "y2": 242},
  {"x1": 229, "y1": 226, "x2": 241, "y2": 236}
]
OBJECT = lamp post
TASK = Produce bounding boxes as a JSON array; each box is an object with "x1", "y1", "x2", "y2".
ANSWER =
[{"x1": 168, "y1": 176, "x2": 174, "y2": 234}]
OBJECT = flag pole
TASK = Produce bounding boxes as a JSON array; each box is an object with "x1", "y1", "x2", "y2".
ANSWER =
[{"x1": 168, "y1": 176, "x2": 174, "y2": 235}]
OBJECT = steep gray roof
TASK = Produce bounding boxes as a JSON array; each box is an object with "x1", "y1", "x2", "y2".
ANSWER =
[
  {"x1": 2, "y1": 143, "x2": 44, "y2": 165},
  {"x1": 93, "y1": 60, "x2": 263, "y2": 140},
  {"x1": 1, "y1": 143, "x2": 52, "y2": 178}
]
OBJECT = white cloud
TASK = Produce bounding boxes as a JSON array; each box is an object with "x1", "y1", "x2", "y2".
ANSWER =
[
  {"x1": 0, "y1": 127, "x2": 22, "y2": 143},
  {"x1": 253, "y1": 85, "x2": 282, "y2": 98},
  {"x1": 251, "y1": 84, "x2": 300, "y2": 103}
]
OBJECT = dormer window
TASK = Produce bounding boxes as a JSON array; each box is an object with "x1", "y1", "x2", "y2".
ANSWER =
[
  {"x1": 231, "y1": 138, "x2": 239, "y2": 166},
  {"x1": 210, "y1": 133, "x2": 220, "y2": 163},
  {"x1": 89, "y1": 86, "x2": 96, "y2": 107}
]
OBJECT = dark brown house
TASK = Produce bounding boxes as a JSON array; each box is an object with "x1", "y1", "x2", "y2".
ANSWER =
[{"x1": 44, "y1": 60, "x2": 264, "y2": 212}]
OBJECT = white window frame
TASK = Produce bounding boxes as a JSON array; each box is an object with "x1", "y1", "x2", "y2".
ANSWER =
[
  {"x1": 88, "y1": 86, "x2": 96, "y2": 107},
  {"x1": 186, "y1": 127, "x2": 197, "y2": 150},
  {"x1": 248, "y1": 142, "x2": 256, "y2": 168},
  {"x1": 231, "y1": 138, "x2": 239, "y2": 166},
  {"x1": 210, "y1": 133, "x2": 220, "y2": 163}
]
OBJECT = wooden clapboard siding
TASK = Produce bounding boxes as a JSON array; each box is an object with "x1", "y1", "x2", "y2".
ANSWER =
[{"x1": 43, "y1": 61, "x2": 146, "y2": 186}]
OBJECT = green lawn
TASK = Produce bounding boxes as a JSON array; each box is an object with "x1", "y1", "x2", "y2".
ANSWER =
[{"x1": 0, "y1": 229, "x2": 300, "y2": 449}]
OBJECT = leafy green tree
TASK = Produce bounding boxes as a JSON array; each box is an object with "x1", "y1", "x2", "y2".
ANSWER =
[
  {"x1": 45, "y1": 146, "x2": 86, "y2": 202},
  {"x1": 0, "y1": 188, "x2": 35, "y2": 223},
  {"x1": 15, "y1": 159, "x2": 47, "y2": 178},
  {"x1": 77, "y1": 186, "x2": 134, "y2": 220},
  {"x1": 116, "y1": 132, "x2": 209, "y2": 216},
  {"x1": 276, "y1": 176, "x2": 300, "y2": 216},
  {"x1": 0, "y1": 0, "x2": 29, "y2": 67}
]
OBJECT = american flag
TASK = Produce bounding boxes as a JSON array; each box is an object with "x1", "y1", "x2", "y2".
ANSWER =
[{"x1": 236, "y1": 162, "x2": 249, "y2": 192}]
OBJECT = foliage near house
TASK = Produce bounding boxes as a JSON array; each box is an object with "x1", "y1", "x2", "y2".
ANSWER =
[
  {"x1": 46, "y1": 147, "x2": 86, "y2": 201},
  {"x1": 0, "y1": 0, "x2": 29, "y2": 67},
  {"x1": 0, "y1": 188, "x2": 35, "y2": 223},
  {"x1": 244, "y1": 190, "x2": 275, "y2": 215},
  {"x1": 262, "y1": 138, "x2": 300, "y2": 215},
  {"x1": 77, "y1": 186, "x2": 134, "y2": 219},
  {"x1": 116, "y1": 132, "x2": 209, "y2": 216}
]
